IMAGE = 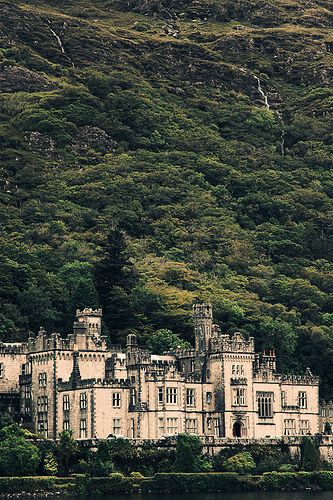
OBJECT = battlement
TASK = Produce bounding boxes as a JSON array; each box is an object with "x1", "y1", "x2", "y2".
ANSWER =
[
  {"x1": 220, "y1": 332, "x2": 255, "y2": 353},
  {"x1": 164, "y1": 348, "x2": 196, "y2": 358},
  {"x1": 76, "y1": 308, "x2": 103, "y2": 318},
  {"x1": 193, "y1": 303, "x2": 213, "y2": 319},
  {"x1": 0, "y1": 342, "x2": 27, "y2": 354},
  {"x1": 281, "y1": 371, "x2": 319, "y2": 385}
]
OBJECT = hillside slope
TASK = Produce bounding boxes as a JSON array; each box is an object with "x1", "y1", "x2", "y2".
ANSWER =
[{"x1": 0, "y1": 0, "x2": 333, "y2": 396}]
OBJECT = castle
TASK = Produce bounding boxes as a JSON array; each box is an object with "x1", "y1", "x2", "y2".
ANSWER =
[{"x1": 0, "y1": 304, "x2": 320, "y2": 440}]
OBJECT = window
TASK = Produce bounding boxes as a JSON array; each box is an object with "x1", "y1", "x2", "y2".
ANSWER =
[
  {"x1": 130, "y1": 388, "x2": 136, "y2": 406},
  {"x1": 185, "y1": 418, "x2": 198, "y2": 434},
  {"x1": 38, "y1": 372, "x2": 47, "y2": 387},
  {"x1": 214, "y1": 418, "x2": 221, "y2": 437},
  {"x1": 21, "y1": 364, "x2": 27, "y2": 376},
  {"x1": 0, "y1": 363, "x2": 4, "y2": 378},
  {"x1": 281, "y1": 391, "x2": 287, "y2": 407},
  {"x1": 37, "y1": 413, "x2": 48, "y2": 437},
  {"x1": 284, "y1": 419, "x2": 296, "y2": 436},
  {"x1": 206, "y1": 392, "x2": 212, "y2": 404},
  {"x1": 166, "y1": 418, "x2": 178, "y2": 435},
  {"x1": 112, "y1": 392, "x2": 121, "y2": 408},
  {"x1": 299, "y1": 392, "x2": 307, "y2": 409},
  {"x1": 130, "y1": 418, "x2": 135, "y2": 438},
  {"x1": 158, "y1": 418, "x2": 165, "y2": 436},
  {"x1": 24, "y1": 386, "x2": 31, "y2": 400},
  {"x1": 158, "y1": 387, "x2": 164, "y2": 404},
  {"x1": 80, "y1": 392, "x2": 87, "y2": 410},
  {"x1": 113, "y1": 418, "x2": 121, "y2": 435},
  {"x1": 186, "y1": 388, "x2": 195, "y2": 406},
  {"x1": 257, "y1": 392, "x2": 273, "y2": 418},
  {"x1": 166, "y1": 387, "x2": 177, "y2": 404},
  {"x1": 233, "y1": 388, "x2": 246, "y2": 406},
  {"x1": 321, "y1": 408, "x2": 326, "y2": 417},
  {"x1": 63, "y1": 420, "x2": 70, "y2": 431},
  {"x1": 80, "y1": 419, "x2": 87, "y2": 438},
  {"x1": 63, "y1": 395, "x2": 70, "y2": 412},
  {"x1": 232, "y1": 365, "x2": 244, "y2": 375},
  {"x1": 37, "y1": 396, "x2": 48, "y2": 412},
  {"x1": 299, "y1": 420, "x2": 310, "y2": 435}
]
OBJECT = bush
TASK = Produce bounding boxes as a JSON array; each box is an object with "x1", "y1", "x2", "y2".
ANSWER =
[
  {"x1": 87, "y1": 473, "x2": 132, "y2": 494},
  {"x1": 311, "y1": 471, "x2": 333, "y2": 490},
  {"x1": 140, "y1": 472, "x2": 243, "y2": 493},
  {"x1": 259, "y1": 471, "x2": 311, "y2": 490},
  {"x1": 223, "y1": 452, "x2": 256, "y2": 475},
  {"x1": 0, "y1": 428, "x2": 41, "y2": 476},
  {"x1": 0, "y1": 477, "x2": 56, "y2": 493}
]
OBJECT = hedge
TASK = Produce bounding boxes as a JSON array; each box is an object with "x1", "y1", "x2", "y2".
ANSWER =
[
  {"x1": 259, "y1": 471, "x2": 333, "y2": 491},
  {"x1": 0, "y1": 477, "x2": 56, "y2": 493},
  {"x1": 86, "y1": 473, "x2": 132, "y2": 494},
  {"x1": 140, "y1": 472, "x2": 244, "y2": 493}
]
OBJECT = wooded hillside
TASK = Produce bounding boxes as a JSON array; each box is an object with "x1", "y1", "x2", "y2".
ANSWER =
[{"x1": 0, "y1": 0, "x2": 333, "y2": 396}]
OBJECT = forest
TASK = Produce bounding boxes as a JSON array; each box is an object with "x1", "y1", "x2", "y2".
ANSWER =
[{"x1": 0, "y1": 0, "x2": 333, "y2": 397}]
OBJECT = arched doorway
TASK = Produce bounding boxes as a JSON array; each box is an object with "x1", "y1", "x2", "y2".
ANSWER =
[{"x1": 233, "y1": 421, "x2": 242, "y2": 437}]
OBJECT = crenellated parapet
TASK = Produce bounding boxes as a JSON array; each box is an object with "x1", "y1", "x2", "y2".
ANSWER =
[
  {"x1": 164, "y1": 348, "x2": 196, "y2": 358},
  {"x1": 281, "y1": 370, "x2": 319, "y2": 386},
  {"x1": 213, "y1": 332, "x2": 255, "y2": 354},
  {"x1": 0, "y1": 342, "x2": 27, "y2": 354}
]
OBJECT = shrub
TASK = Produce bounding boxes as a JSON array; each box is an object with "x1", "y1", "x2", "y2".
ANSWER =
[
  {"x1": 140, "y1": 472, "x2": 242, "y2": 493},
  {"x1": 259, "y1": 471, "x2": 310, "y2": 490},
  {"x1": 43, "y1": 451, "x2": 58, "y2": 476},
  {"x1": 223, "y1": 452, "x2": 256, "y2": 475},
  {"x1": 0, "y1": 431, "x2": 41, "y2": 476},
  {"x1": 311, "y1": 471, "x2": 333, "y2": 490},
  {"x1": 0, "y1": 477, "x2": 56, "y2": 493},
  {"x1": 87, "y1": 473, "x2": 132, "y2": 494}
]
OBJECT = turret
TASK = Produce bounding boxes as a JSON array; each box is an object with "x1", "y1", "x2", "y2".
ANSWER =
[
  {"x1": 260, "y1": 349, "x2": 276, "y2": 372},
  {"x1": 193, "y1": 303, "x2": 213, "y2": 353},
  {"x1": 75, "y1": 308, "x2": 102, "y2": 337}
]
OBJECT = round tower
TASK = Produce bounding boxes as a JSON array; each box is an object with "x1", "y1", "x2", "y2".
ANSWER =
[
  {"x1": 193, "y1": 303, "x2": 213, "y2": 352},
  {"x1": 75, "y1": 308, "x2": 102, "y2": 337}
]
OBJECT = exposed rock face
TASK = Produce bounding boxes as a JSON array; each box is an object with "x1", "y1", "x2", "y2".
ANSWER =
[
  {"x1": 0, "y1": 65, "x2": 54, "y2": 92},
  {"x1": 27, "y1": 132, "x2": 57, "y2": 158},
  {"x1": 71, "y1": 126, "x2": 118, "y2": 155}
]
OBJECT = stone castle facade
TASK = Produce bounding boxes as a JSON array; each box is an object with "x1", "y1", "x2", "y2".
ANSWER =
[{"x1": 0, "y1": 304, "x2": 320, "y2": 440}]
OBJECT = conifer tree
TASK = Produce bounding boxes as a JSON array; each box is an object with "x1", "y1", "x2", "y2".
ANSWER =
[{"x1": 94, "y1": 228, "x2": 138, "y2": 342}]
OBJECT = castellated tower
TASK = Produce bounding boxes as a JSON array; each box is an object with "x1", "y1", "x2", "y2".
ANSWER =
[
  {"x1": 75, "y1": 308, "x2": 102, "y2": 337},
  {"x1": 193, "y1": 303, "x2": 213, "y2": 353}
]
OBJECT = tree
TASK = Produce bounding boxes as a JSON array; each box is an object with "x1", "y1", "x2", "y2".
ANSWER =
[
  {"x1": 174, "y1": 434, "x2": 206, "y2": 472},
  {"x1": 223, "y1": 451, "x2": 256, "y2": 475},
  {"x1": 94, "y1": 229, "x2": 138, "y2": 341},
  {"x1": 300, "y1": 436, "x2": 321, "y2": 471},
  {"x1": 146, "y1": 329, "x2": 191, "y2": 354},
  {"x1": 55, "y1": 431, "x2": 79, "y2": 476},
  {"x1": 43, "y1": 451, "x2": 58, "y2": 476},
  {"x1": 0, "y1": 425, "x2": 41, "y2": 476}
]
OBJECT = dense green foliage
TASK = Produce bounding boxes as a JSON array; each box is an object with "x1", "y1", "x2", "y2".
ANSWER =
[
  {"x1": 1, "y1": 0, "x2": 333, "y2": 394},
  {"x1": 0, "y1": 425, "x2": 41, "y2": 476},
  {"x1": 222, "y1": 451, "x2": 256, "y2": 475}
]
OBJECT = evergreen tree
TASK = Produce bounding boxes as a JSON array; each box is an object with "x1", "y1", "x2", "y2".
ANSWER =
[
  {"x1": 43, "y1": 451, "x2": 58, "y2": 476},
  {"x1": 174, "y1": 434, "x2": 204, "y2": 472},
  {"x1": 55, "y1": 431, "x2": 79, "y2": 476},
  {"x1": 94, "y1": 229, "x2": 138, "y2": 342},
  {"x1": 300, "y1": 436, "x2": 321, "y2": 471}
]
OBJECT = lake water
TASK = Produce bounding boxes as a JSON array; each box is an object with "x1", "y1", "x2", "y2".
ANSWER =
[{"x1": 66, "y1": 493, "x2": 333, "y2": 500}]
